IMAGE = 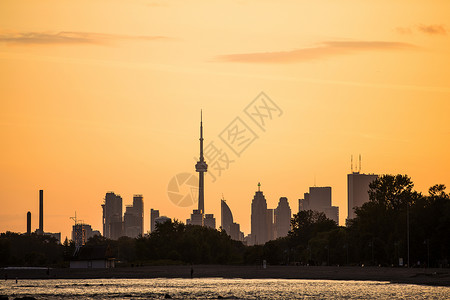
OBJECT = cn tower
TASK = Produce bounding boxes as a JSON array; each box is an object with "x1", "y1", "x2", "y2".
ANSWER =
[{"x1": 195, "y1": 110, "x2": 208, "y2": 214}]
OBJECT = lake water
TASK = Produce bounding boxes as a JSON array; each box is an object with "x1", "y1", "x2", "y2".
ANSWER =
[{"x1": 1, "y1": 278, "x2": 449, "y2": 299}]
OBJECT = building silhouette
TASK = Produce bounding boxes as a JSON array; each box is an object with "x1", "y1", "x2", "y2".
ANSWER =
[
  {"x1": 150, "y1": 209, "x2": 160, "y2": 233},
  {"x1": 154, "y1": 216, "x2": 171, "y2": 228},
  {"x1": 299, "y1": 186, "x2": 339, "y2": 224},
  {"x1": 221, "y1": 199, "x2": 244, "y2": 241},
  {"x1": 72, "y1": 223, "x2": 101, "y2": 249},
  {"x1": 251, "y1": 182, "x2": 269, "y2": 245},
  {"x1": 124, "y1": 194, "x2": 144, "y2": 238},
  {"x1": 347, "y1": 172, "x2": 378, "y2": 220},
  {"x1": 187, "y1": 111, "x2": 216, "y2": 228},
  {"x1": 274, "y1": 197, "x2": 291, "y2": 239},
  {"x1": 102, "y1": 192, "x2": 123, "y2": 240}
]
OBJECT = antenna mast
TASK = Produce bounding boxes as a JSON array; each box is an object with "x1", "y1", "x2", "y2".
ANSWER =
[
  {"x1": 351, "y1": 155, "x2": 353, "y2": 173},
  {"x1": 359, "y1": 154, "x2": 362, "y2": 173}
]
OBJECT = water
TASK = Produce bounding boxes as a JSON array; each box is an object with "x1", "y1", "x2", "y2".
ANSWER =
[{"x1": 1, "y1": 278, "x2": 449, "y2": 299}]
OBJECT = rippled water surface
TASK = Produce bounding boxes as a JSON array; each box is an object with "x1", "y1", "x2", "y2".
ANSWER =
[{"x1": 1, "y1": 278, "x2": 449, "y2": 299}]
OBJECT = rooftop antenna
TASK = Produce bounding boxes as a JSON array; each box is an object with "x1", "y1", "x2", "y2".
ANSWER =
[
  {"x1": 359, "y1": 154, "x2": 362, "y2": 173},
  {"x1": 257, "y1": 182, "x2": 261, "y2": 192},
  {"x1": 351, "y1": 155, "x2": 353, "y2": 173},
  {"x1": 70, "y1": 211, "x2": 78, "y2": 225}
]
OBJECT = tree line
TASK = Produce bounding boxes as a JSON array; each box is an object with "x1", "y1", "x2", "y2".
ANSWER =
[{"x1": 0, "y1": 174, "x2": 448, "y2": 268}]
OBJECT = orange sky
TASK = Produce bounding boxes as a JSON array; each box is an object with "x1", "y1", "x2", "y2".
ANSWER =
[{"x1": 1, "y1": 0, "x2": 450, "y2": 241}]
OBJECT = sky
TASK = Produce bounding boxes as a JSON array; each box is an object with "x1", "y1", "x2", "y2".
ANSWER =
[{"x1": 1, "y1": 0, "x2": 450, "y2": 241}]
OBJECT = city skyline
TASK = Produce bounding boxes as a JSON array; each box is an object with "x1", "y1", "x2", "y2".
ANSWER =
[{"x1": 1, "y1": 1, "x2": 450, "y2": 241}]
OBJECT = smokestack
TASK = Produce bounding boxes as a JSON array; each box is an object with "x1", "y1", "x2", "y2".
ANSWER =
[
  {"x1": 39, "y1": 189, "x2": 43, "y2": 234},
  {"x1": 27, "y1": 211, "x2": 31, "y2": 234}
]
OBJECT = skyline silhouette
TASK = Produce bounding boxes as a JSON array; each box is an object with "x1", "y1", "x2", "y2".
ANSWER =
[{"x1": 1, "y1": 1, "x2": 450, "y2": 242}]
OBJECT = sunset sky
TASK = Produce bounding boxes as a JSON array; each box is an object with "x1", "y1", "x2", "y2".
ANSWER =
[{"x1": 1, "y1": 0, "x2": 450, "y2": 241}]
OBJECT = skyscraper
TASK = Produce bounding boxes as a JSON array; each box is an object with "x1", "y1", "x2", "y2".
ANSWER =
[
  {"x1": 299, "y1": 186, "x2": 339, "y2": 224},
  {"x1": 150, "y1": 209, "x2": 160, "y2": 233},
  {"x1": 347, "y1": 172, "x2": 378, "y2": 220},
  {"x1": 251, "y1": 182, "x2": 269, "y2": 245},
  {"x1": 102, "y1": 192, "x2": 123, "y2": 240},
  {"x1": 221, "y1": 199, "x2": 243, "y2": 241},
  {"x1": 221, "y1": 199, "x2": 233, "y2": 234},
  {"x1": 274, "y1": 197, "x2": 292, "y2": 239},
  {"x1": 124, "y1": 194, "x2": 144, "y2": 238}
]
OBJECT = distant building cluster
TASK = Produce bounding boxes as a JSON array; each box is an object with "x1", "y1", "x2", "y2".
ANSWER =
[
  {"x1": 246, "y1": 183, "x2": 292, "y2": 246},
  {"x1": 22, "y1": 116, "x2": 379, "y2": 251},
  {"x1": 102, "y1": 192, "x2": 144, "y2": 240}
]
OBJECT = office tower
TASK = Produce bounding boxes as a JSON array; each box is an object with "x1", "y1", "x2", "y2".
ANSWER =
[
  {"x1": 27, "y1": 211, "x2": 31, "y2": 234},
  {"x1": 267, "y1": 209, "x2": 275, "y2": 241},
  {"x1": 204, "y1": 214, "x2": 216, "y2": 229},
  {"x1": 102, "y1": 192, "x2": 123, "y2": 240},
  {"x1": 299, "y1": 187, "x2": 339, "y2": 224},
  {"x1": 275, "y1": 197, "x2": 292, "y2": 239},
  {"x1": 150, "y1": 209, "x2": 160, "y2": 233},
  {"x1": 187, "y1": 209, "x2": 203, "y2": 226},
  {"x1": 348, "y1": 172, "x2": 378, "y2": 220},
  {"x1": 123, "y1": 194, "x2": 144, "y2": 238},
  {"x1": 38, "y1": 189, "x2": 43, "y2": 235},
  {"x1": 221, "y1": 199, "x2": 243, "y2": 241},
  {"x1": 251, "y1": 182, "x2": 269, "y2": 245},
  {"x1": 221, "y1": 199, "x2": 233, "y2": 234}
]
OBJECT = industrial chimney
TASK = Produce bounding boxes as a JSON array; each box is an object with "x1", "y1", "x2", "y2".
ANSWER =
[
  {"x1": 39, "y1": 189, "x2": 43, "y2": 235},
  {"x1": 27, "y1": 211, "x2": 31, "y2": 234}
]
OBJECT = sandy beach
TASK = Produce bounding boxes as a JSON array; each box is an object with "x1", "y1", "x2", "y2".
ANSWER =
[{"x1": 1, "y1": 265, "x2": 449, "y2": 286}]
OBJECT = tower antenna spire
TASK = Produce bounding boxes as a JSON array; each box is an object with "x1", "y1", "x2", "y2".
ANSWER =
[
  {"x1": 195, "y1": 110, "x2": 207, "y2": 214},
  {"x1": 258, "y1": 182, "x2": 261, "y2": 192},
  {"x1": 359, "y1": 154, "x2": 362, "y2": 173},
  {"x1": 351, "y1": 155, "x2": 353, "y2": 173}
]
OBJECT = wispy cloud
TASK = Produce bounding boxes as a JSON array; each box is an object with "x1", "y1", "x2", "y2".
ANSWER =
[
  {"x1": 0, "y1": 31, "x2": 169, "y2": 46},
  {"x1": 395, "y1": 24, "x2": 447, "y2": 36},
  {"x1": 417, "y1": 24, "x2": 447, "y2": 35},
  {"x1": 215, "y1": 41, "x2": 415, "y2": 63}
]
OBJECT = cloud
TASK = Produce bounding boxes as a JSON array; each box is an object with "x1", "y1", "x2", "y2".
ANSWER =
[
  {"x1": 215, "y1": 41, "x2": 415, "y2": 64},
  {"x1": 0, "y1": 31, "x2": 169, "y2": 46},
  {"x1": 417, "y1": 24, "x2": 447, "y2": 35}
]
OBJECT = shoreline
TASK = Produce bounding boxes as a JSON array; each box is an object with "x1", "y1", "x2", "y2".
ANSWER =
[{"x1": 1, "y1": 265, "x2": 449, "y2": 287}]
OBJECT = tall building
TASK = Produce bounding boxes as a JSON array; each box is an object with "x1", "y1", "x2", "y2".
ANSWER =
[
  {"x1": 204, "y1": 214, "x2": 216, "y2": 229},
  {"x1": 72, "y1": 223, "x2": 101, "y2": 249},
  {"x1": 251, "y1": 182, "x2": 269, "y2": 245},
  {"x1": 102, "y1": 192, "x2": 123, "y2": 240},
  {"x1": 274, "y1": 197, "x2": 291, "y2": 239},
  {"x1": 150, "y1": 209, "x2": 160, "y2": 233},
  {"x1": 347, "y1": 172, "x2": 378, "y2": 220},
  {"x1": 123, "y1": 194, "x2": 144, "y2": 238},
  {"x1": 187, "y1": 111, "x2": 216, "y2": 227},
  {"x1": 221, "y1": 199, "x2": 243, "y2": 241},
  {"x1": 299, "y1": 186, "x2": 339, "y2": 224}
]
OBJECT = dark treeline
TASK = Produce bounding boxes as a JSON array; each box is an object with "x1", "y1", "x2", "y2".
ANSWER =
[{"x1": 0, "y1": 174, "x2": 449, "y2": 268}]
